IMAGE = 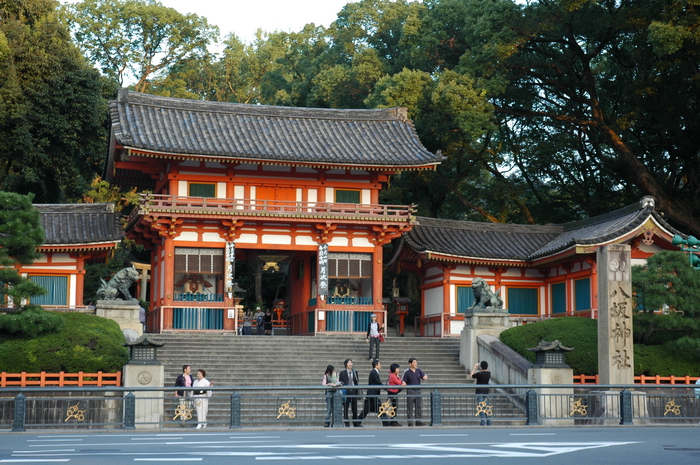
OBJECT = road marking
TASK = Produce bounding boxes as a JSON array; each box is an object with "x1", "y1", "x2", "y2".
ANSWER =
[
  {"x1": 510, "y1": 433, "x2": 556, "y2": 436},
  {"x1": 1, "y1": 461, "x2": 70, "y2": 463},
  {"x1": 420, "y1": 434, "x2": 469, "y2": 437},
  {"x1": 134, "y1": 457, "x2": 203, "y2": 462},
  {"x1": 325, "y1": 435, "x2": 375, "y2": 438}
]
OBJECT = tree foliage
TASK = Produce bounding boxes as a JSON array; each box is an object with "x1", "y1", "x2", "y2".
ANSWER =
[
  {"x1": 64, "y1": 0, "x2": 219, "y2": 92},
  {"x1": 0, "y1": 0, "x2": 108, "y2": 202},
  {"x1": 632, "y1": 250, "x2": 700, "y2": 347},
  {"x1": 0, "y1": 192, "x2": 47, "y2": 305}
]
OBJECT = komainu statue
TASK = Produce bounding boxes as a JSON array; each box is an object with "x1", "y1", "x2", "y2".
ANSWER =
[
  {"x1": 468, "y1": 277, "x2": 503, "y2": 310},
  {"x1": 97, "y1": 265, "x2": 140, "y2": 301}
]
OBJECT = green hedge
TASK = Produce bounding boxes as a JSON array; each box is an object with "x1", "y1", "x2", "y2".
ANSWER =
[
  {"x1": 499, "y1": 317, "x2": 700, "y2": 376},
  {"x1": 0, "y1": 312, "x2": 128, "y2": 373}
]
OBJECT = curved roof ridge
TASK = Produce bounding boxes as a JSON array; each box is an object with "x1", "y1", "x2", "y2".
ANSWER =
[{"x1": 118, "y1": 89, "x2": 409, "y2": 122}]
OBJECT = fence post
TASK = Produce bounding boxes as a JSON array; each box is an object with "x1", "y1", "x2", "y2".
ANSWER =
[
  {"x1": 430, "y1": 389, "x2": 442, "y2": 426},
  {"x1": 12, "y1": 393, "x2": 26, "y2": 432},
  {"x1": 619, "y1": 389, "x2": 633, "y2": 425},
  {"x1": 332, "y1": 390, "x2": 344, "y2": 428},
  {"x1": 124, "y1": 392, "x2": 135, "y2": 430},
  {"x1": 230, "y1": 392, "x2": 241, "y2": 429},
  {"x1": 526, "y1": 389, "x2": 539, "y2": 425}
]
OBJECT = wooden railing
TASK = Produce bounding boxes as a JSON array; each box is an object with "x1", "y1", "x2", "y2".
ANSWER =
[
  {"x1": 0, "y1": 371, "x2": 122, "y2": 387},
  {"x1": 130, "y1": 194, "x2": 416, "y2": 224},
  {"x1": 574, "y1": 374, "x2": 700, "y2": 385}
]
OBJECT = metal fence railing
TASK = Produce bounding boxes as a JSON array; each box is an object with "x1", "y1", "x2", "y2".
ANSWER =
[{"x1": 2, "y1": 384, "x2": 699, "y2": 431}]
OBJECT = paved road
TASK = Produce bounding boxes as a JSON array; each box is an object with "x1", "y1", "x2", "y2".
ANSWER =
[{"x1": 1, "y1": 426, "x2": 698, "y2": 464}]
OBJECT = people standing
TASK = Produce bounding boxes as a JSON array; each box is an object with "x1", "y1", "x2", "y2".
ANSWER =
[
  {"x1": 338, "y1": 359, "x2": 361, "y2": 427},
  {"x1": 174, "y1": 365, "x2": 193, "y2": 425},
  {"x1": 264, "y1": 309, "x2": 273, "y2": 335},
  {"x1": 387, "y1": 363, "x2": 405, "y2": 426},
  {"x1": 402, "y1": 358, "x2": 427, "y2": 426},
  {"x1": 253, "y1": 306, "x2": 265, "y2": 335},
  {"x1": 242, "y1": 308, "x2": 253, "y2": 335},
  {"x1": 192, "y1": 369, "x2": 213, "y2": 429},
  {"x1": 358, "y1": 360, "x2": 386, "y2": 426},
  {"x1": 471, "y1": 360, "x2": 492, "y2": 426},
  {"x1": 366, "y1": 314, "x2": 383, "y2": 360},
  {"x1": 322, "y1": 364, "x2": 340, "y2": 427}
]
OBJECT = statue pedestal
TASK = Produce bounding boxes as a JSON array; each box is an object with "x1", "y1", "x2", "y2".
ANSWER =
[
  {"x1": 529, "y1": 367, "x2": 574, "y2": 426},
  {"x1": 123, "y1": 364, "x2": 164, "y2": 429},
  {"x1": 96, "y1": 300, "x2": 142, "y2": 336},
  {"x1": 460, "y1": 308, "x2": 509, "y2": 368}
]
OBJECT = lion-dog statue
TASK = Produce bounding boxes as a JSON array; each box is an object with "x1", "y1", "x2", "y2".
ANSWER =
[
  {"x1": 97, "y1": 265, "x2": 140, "y2": 301},
  {"x1": 468, "y1": 277, "x2": 503, "y2": 310}
]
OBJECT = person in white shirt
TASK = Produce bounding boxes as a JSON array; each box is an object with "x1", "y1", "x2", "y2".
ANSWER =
[
  {"x1": 366, "y1": 314, "x2": 383, "y2": 361},
  {"x1": 192, "y1": 369, "x2": 213, "y2": 429}
]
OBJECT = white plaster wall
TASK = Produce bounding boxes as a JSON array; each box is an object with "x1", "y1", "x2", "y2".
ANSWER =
[
  {"x1": 23, "y1": 265, "x2": 75, "y2": 271},
  {"x1": 361, "y1": 190, "x2": 370, "y2": 204},
  {"x1": 262, "y1": 235, "x2": 292, "y2": 245},
  {"x1": 351, "y1": 237, "x2": 372, "y2": 247},
  {"x1": 308, "y1": 189, "x2": 317, "y2": 203},
  {"x1": 473, "y1": 267, "x2": 493, "y2": 276},
  {"x1": 425, "y1": 267, "x2": 442, "y2": 277},
  {"x1": 202, "y1": 233, "x2": 224, "y2": 243},
  {"x1": 178, "y1": 180, "x2": 187, "y2": 196},
  {"x1": 424, "y1": 287, "x2": 444, "y2": 315},
  {"x1": 237, "y1": 234, "x2": 259, "y2": 244},
  {"x1": 502, "y1": 269, "x2": 521, "y2": 277},
  {"x1": 296, "y1": 236, "x2": 317, "y2": 246},
  {"x1": 329, "y1": 236, "x2": 349, "y2": 247},
  {"x1": 234, "y1": 185, "x2": 245, "y2": 200},
  {"x1": 217, "y1": 182, "x2": 226, "y2": 198},
  {"x1": 326, "y1": 187, "x2": 334, "y2": 201},
  {"x1": 174, "y1": 232, "x2": 199, "y2": 241},
  {"x1": 448, "y1": 283, "x2": 456, "y2": 314},
  {"x1": 51, "y1": 254, "x2": 74, "y2": 263},
  {"x1": 524, "y1": 269, "x2": 543, "y2": 278},
  {"x1": 69, "y1": 276, "x2": 76, "y2": 306}
]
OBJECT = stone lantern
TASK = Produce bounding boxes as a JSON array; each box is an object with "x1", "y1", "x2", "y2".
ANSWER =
[
  {"x1": 123, "y1": 335, "x2": 165, "y2": 428},
  {"x1": 527, "y1": 340, "x2": 573, "y2": 368}
]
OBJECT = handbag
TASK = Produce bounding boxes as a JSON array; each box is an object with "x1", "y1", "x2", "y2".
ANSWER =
[
  {"x1": 379, "y1": 334, "x2": 385, "y2": 343},
  {"x1": 340, "y1": 388, "x2": 347, "y2": 403}
]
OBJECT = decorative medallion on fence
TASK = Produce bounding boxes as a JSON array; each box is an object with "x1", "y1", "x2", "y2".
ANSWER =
[
  {"x1": 475, "y1": 400, "x2": 493, "y2": 418},
  {"x1": 378, "y1": 400, "x2": 396, "y2": 418},
  {"x1": 65, "y1": 403, "x2": 86, "y2": 422},
  {"x1": 173, "y1": 401, "x2": 193, "y2": 421},
  {"x1": 277, "y1": 400, "x2": 296, "y2": 419},
  {"x1": 570, "y1": 398, "x2": 588, "y2": 416},
  {"x1": 663, "y1": 399, "x2": 682, "y2": 416}
]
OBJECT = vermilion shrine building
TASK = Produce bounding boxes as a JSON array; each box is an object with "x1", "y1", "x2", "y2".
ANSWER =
[
  {"x1": 388, "y1": 196, "x2": 684, "y2": 336},
  {"x1": 105, "y1": 90, "x2": 442, "y2": 334},
  {"x1": 19, "y1": 203, "x2": 123, "y2": 309}
]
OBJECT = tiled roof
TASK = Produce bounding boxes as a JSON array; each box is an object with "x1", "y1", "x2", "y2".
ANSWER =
[
  {"x1": 110, "y1": 90, "x2": 442, "y2": 168},
  {"x1": 34, "y1": 203, "x2": 123, "y2": 246},
  {"x1": 405, "y1": 217, "x2": 562, "y2": 261},
  {"x1": 403, "y1": 197, "x2": 682, "y2": 263}
]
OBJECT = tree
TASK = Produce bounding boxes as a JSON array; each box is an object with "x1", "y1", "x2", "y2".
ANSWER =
[
  {"x1": 0, "y1": 0, "x2": 108, "y2": 202},
  {"x1": 0, "y1": 192, "x2": 47, "y2": 308},
  {"x1": 64, "y1": 0, "x2": 219, "y2": 92},
  {"x1": 632, "y1": 250, "x2": 700, "y2": 349},
  {"x1": 452, "y1": 0, "x2": 700, "y2": 234}
]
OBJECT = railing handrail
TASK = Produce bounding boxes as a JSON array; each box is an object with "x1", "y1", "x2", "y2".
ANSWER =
[
  {"x1": 129, "y1": 193, "x2": 416, "y2": 224},
  {"x1": 3, "y1": 382, "x2": 698, "y2": 393},
  {"x1": 574, "y1": 374, "x2": 700, "y2": 385},
  {"x1": 0, "y1": 371, "x2": 122, "y2": 388}
]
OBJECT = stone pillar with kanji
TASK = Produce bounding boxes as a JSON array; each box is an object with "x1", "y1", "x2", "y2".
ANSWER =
[{"x1": 597, "y1": 244, "x2": 634, "y2": 385}]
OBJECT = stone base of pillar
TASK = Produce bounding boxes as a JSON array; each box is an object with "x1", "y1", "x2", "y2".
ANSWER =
[
  {"x1": 96, "y1": 300, "x2": 142, "y2": 336},
  {"x1": 123, "y1": 364, "x2": 164, "y2": 429},
  {"x1": 460, "y1": 310, "x2": 509, "y2": 368}
]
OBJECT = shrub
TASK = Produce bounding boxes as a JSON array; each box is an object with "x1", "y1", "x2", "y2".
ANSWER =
[
  {"x1": 0, "y1": 312, "x2": 128, "y2": 373},
  {"x1": 500, "y1": 317, "x2": 700, "y2": 376},
  {"x1": 499, "y1": 317, "x2": 598, "y2": 375},
  {"x1": 0, "y1": 307, "x2": 64, "y2": 338}
]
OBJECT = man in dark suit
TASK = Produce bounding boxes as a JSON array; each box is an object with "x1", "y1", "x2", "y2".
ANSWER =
[
  {"x1": 358, "y1": 360, "x2": 387, "y2": 426},
  {"x1": 338, "y1": 359, "x2": 361, "y2": 427}
]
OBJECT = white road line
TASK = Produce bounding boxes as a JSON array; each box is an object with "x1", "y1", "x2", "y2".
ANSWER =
[
  {"x1": 134, "y1": 457, "x2": 203, "y2": 462},
  {"x1": 0, "y1": 461, "x2": 70, "y2": 463},
  {"x1": 131, "y1": 438, "x2": 183, "y2": 440},
  {"x1": 26, "y1": 440, "x2": 81, "y2": 443},
  {"x1": 510, "y1": 433, "x2": 557, "y2": 436},
  {"x1": 325, "y1": 435, "x2": 375, "y2": 438},
  {"x1": 420, "y1": 434, "x2": 469, "y2": 437}
]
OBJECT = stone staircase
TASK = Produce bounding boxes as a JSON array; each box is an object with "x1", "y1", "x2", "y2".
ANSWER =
[{"x1": 151, "y1": 333, "x2": 470, "y2": 387}]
